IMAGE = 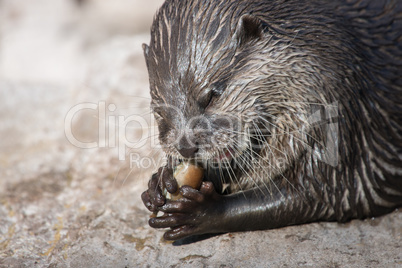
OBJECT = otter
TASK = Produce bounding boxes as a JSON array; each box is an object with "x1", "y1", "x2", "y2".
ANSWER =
[{"x1": 141, "y1": 0, "x2": 402, "y2": 241}]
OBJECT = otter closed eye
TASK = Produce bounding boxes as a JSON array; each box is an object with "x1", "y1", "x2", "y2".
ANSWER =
[
  {"x1": 197, "y1": 90, "x2": 213, "y2": 109},
  {"x1": 141, "y1": 0, "x2": 402, "y2": 241}
]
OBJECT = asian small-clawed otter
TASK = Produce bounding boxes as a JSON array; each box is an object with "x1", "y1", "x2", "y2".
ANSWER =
[{"x1": 141, "y1": 0, "x2": 402, "y2": 241}]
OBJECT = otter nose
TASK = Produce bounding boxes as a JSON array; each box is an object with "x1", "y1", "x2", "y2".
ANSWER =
[
  {"x1": 176, "y1": 136, "x2": 198, "y2": 158},
  {"x1": 177, "y1": 146, "x2": 198, "y2": 158}
]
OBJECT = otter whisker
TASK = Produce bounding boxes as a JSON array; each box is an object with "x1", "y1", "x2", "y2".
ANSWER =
[
  {"x1": 223, "y1": 128, "x2": 281, "y2": 196},
  {"x1": 256, "y1": 114, "x2": 323, "y2": 152},
  {"x1": 251, "y1": 121, "x2": 306, "y2": 194}
]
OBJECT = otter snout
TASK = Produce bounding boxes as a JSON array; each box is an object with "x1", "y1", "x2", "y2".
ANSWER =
[
  {"x1": 173, "y1": 115, "x2": 233, "y2": 159},
  {"x1": 175, "y1": 135, "x2": 199, "y2": 159}
]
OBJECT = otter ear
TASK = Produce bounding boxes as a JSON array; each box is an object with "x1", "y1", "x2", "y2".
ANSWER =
[{"x1": 234, "y1": 15, "x2": 264, "y2": 46}]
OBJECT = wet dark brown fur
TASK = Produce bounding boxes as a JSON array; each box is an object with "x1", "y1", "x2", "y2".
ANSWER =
[{"x1": 141, "y1": 0, "x2": 402, "y2": 240}]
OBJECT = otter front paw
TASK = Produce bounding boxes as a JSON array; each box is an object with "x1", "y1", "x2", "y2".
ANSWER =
[
  {"x1": 141, "y1": 165, "x2": 177, "y2": 213},
  {"x1": 149, "y1": 181, "x2": 224, "y2": 240}
]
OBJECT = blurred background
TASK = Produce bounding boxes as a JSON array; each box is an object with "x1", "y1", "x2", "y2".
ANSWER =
[
  {"x1": 0, "y1": 0, "x2": 165, "y2": 180},
  {"x1": 0, "y1": 0, "x2": 168, "y2": 266}
]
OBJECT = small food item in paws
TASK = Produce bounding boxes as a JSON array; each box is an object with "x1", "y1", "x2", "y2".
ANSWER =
[
  {"x1": 150, "y1": 161, "x2": 204, "y2": 218},
  {"x1": 167, "y1": 161, "x2": 204, "y2": 200}
]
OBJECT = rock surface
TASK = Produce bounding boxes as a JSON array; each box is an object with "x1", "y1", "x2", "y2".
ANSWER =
[{"x1": 0, "y1": 0, "x2": 401, "y2": 267}]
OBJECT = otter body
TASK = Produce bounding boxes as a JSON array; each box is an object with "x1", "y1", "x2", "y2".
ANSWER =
[{"x1": 141, "y1": 0, "x2": 402, "y2": 240}]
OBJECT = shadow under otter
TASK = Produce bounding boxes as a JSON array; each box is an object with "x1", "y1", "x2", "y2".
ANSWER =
[{"x1": 141, "y1": 0, "x2": 402, "y2": 241}]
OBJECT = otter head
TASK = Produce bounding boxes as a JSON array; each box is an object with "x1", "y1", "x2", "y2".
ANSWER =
[{"x1": 143, "y1": 0, "x2": 339, "y2": 188}]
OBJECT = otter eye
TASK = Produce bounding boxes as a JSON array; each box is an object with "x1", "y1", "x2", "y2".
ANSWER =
[
  {"x1": 198, "y1": 82, "x2": 226, "y2": 108},
  {"x1": 198, "y1": 91, "x2": 213, "y2": 108},
  {"x1": 211, "y1": 81, "x2": 226, "y2": 96}
]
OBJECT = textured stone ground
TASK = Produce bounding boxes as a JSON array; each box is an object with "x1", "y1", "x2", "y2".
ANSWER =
[{"x1": 0, "y1": 1, "x2": 401, "y2": 267}]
